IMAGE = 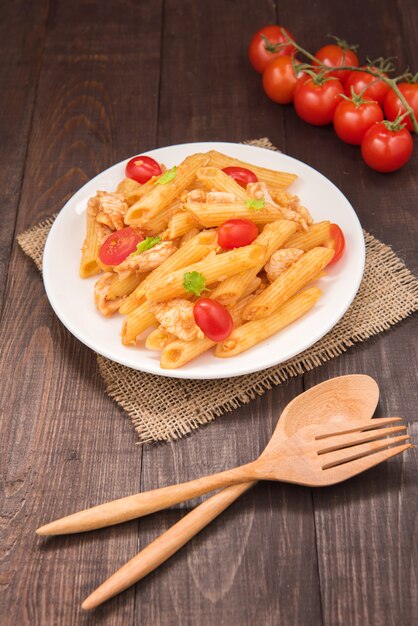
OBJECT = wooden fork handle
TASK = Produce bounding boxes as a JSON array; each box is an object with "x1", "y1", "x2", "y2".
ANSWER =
[
  {"x1": 36, "y1": 462, "x2": 257, "y2": 536},
  {"x1": 82, "y1": 481, "x2": 255, "y2": 610}
]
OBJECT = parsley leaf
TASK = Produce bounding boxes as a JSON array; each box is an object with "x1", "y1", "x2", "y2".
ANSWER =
[
  {"x1": 245, "y1": 198, "x2": 265, "y2": 211},
  {"x1": 156, "y1": 166, "x2": 177, "y2": 185},
  {"x1": 183, "y1": 271, "x2": 208, "y2": 297},
  {"x1": 131, "y1": 236, "x2": 161, "y2": 256}
]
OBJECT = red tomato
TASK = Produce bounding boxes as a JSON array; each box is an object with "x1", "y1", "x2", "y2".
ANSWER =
[
  {"x1": 193, "y1": 299, "x2": 234, "y2": 342},
  {"x1": 326, "y1": 224, "x2": 345, "y2": 264},
  {"x1": 293, "y1": 77, "x2": 345, "y2": 125},
  {"x1": 248, "y1": 25, "x2": 296, "y2": 74},
  {"x1": 217, "y1": 219, "x2": 259, "y2": 250},
  {"x1": 262, "y1": 55, "x2": 302, "y2": 104},
  {"x1": 314, "y1": 44, "x2": 359, "y2": 83},
  {"x1": 333, "y1": 98, "x2": 384, "y2": 145},
  {"x1": 125, "y1": 155, "x2": 162, "y2": 183},
  {"x1": 222, "y1": 166, "x2": 258, "y2": 187},
  {"x1": 344, "y1": 68, "x2": 389, "y2": 105},
  {"x1": 361, "y1": 122, "x2": 413, "y2": 173},
  {"x1": 98, "y1": 227, "x2": 144, "y2": 266},
  {"x1": 383, "y1": 83, "x2": 418, "y2": 132}
]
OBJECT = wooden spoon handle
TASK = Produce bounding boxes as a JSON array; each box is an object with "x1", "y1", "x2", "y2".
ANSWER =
[
  {"x1": 82, "y1": 481, "x2": 255, "y2": 611},
  {"x1": 36, "y1": 462, "x2": 256, "y2": 536}
]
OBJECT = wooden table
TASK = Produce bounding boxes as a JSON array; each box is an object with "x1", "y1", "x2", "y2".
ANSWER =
[{"x1": 1, "y1": 1, "x2": 417, "y2": 624}]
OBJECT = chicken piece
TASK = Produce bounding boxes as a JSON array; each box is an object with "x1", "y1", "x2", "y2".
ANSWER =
[
  {"x1": 248, "y1": 182, "x2": 309, "y2": 230},
  {"x1": 150, "y1": 299, "x2": 204, "y2": 341},
  {"x1": 206, "y1": 191, "x2": 237, "y2": 204},
  {"x1": 264, "y1": 248, "x2": 304, "y2": 283},
  {"x1": 87, "y1": 191, "x2": 128, "y2": 231},
  {"x1": 183, "y1": 188, "x2": 207, "y2": 203},
  {"x1": 114, "y1": 242, "x2": 176, "y2": 273},
  {"x1": 94, "y1": 272, "x2": 123, "y2": 316}
]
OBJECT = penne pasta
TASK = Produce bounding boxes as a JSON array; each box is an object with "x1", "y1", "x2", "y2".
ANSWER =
[
  {"x1": 215, "y1": 288, "x2": 322, "y2": 357},
  {"x1": 208, "y1": 150, "x2": 297, "y2": 188},
  {"x1": 242, "y1": 247, "x2": 334, "y2": 320},
  {"x1": 116, "y1": 178, "x2": 143, "y2": 207},
  {"x1": 196, "y1": 167, "x2": 251, "y2": 202},
  {"x1": 107, "y1": 272, "x2": 145, "y2": 299},
  {"x1": 285, "y1": 221, "x2": 330, "y2": 251},
  {"x1": 146, "y1": 243, "x2": 266, "y2": 302},
  {"x1": 145, "y1": 327, "x2": 177, "y2": 350},
  {"x1": 184, "y1": 201, "x2": 288, "y2": 227},
  {"x1": 163, "y1": 211, "x2": 199, "y2": 240},
  {"x1": 121, "y1": 302, "x2": 157, "y2": 346},
  {"x1": 80, "y1": 214, "x2": 101, "y2": 278}
]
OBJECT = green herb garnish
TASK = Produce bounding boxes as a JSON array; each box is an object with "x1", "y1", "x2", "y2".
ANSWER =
[
  {"x1": 156, "y1": 166, "x2": 177, "y2": 184},
  {"x1": 183, "y1": 271, "x2": 208, "y2": 297},
  {"x1": 131, "y1": 236, "x2": 161, "y2": 256},
  {"x1": 245, "y1": 198, "x2": 265, "y2": 211}
]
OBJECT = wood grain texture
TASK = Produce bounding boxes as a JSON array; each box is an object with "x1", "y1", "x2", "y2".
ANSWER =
[{"x1": 1, "y1": 0, "x2": 417, "y2": 624}]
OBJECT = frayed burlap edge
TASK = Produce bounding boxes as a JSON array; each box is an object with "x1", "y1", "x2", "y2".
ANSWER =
[{"x1": 16, "y1": 138, "x2": 418, "y2": 443}]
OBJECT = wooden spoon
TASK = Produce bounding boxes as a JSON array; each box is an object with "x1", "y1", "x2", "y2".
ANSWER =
[
  {"x1": 81, "y1": 374, "x2": 385, "y2": 610},
  {"x1": 38, "y1": 374, "x2": 388, "y2": 538}
]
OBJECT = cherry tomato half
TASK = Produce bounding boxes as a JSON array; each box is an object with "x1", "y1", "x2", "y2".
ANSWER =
[
  {"x1": 333, "y1": 99, "x2": 384, "y2": 145},
  {"x1": 222, "y1": 166, "x2": 258, "y2": 187},
  {"x1": 248, "y1": 25, "x2": 296, "y2": 74},
  {"x1": 193, "y1": 299, "x2": 234, "y2": 342},
  {"x1": 125, "y1": 155, "x2": 162, "y2": 183},
  {"x1": 314, "y1": 44, "x2": 359, "y2": 84},
  {"x1": 98, "y1": 227, "x2": 144, "y2": 266},
  {"x1": 361, "y1": 122, "x2": 413, "y2": 173},
  {"x1": 326, "y1": 224, "x2": 345, "y2": 264},
  {"x1": 294, "y1": 77, "x2": 345, "y2": 125},
  {"x1": 344, "y1": 68, "x2": 389, "y2": 105},
  {"x1": 262, "y1": 55, "x2": 301, "y2": 104},
  {"x1": 383, "y1": 83, "x2": 418, "y2": 132},
  {"x1": 217, "y1": 219, "x2": 259, "y2": 250}
]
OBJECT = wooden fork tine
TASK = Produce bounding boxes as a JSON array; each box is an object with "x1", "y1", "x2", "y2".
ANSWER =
[
  {"x1": 316, "y1": 425, "x2": 407, "y2": 454},
  {"x1": 321, "y1": 438, "x2": 412, "y2": 471},
  {"x1": 314, "y1": 417, "x2": 403, "y2": 440}
]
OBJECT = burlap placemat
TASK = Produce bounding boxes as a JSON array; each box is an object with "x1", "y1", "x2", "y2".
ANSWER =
[{"x1": 17, "y1": 139, "x2": 418, "y2": 443}]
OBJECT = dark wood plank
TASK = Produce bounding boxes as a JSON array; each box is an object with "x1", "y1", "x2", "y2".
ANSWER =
[
  {"x1": 0, "y1": 0, "x2": 163, "y2": 624},
  {"x1": 0, "y1": 0, "x2": 49, "y2": 314},
  {"x1": 278, "y1": 1, "x2": 418, "y2": 624}
]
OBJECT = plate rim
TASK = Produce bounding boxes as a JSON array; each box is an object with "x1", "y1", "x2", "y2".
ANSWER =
[{"x1": 43, "y1": 141, "x2": 365, "y2": 379}]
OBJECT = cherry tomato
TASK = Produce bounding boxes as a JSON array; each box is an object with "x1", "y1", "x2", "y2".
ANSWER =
[
  {"x1": 344, "y1": 68, "x2": 389, "y2": 105},
  {"x1": 293, "y1": 77, "x2": 345, "y2": 125},
  {"x1": 383, "y1": 83, "x2": 418, "y2": 132},
  {"x1": 333, "y1": 98, "x2": 384, "y2": 145},
  {"x1": 193, "y1": 299, "x2": 234, "y2": 342},
  {"x1": 98, "y1": 227, "x2": 144, "y2": 266},
  {"x1": 326, "y1": 224, "x2": 345, "y2": 264},
  {"x1": 222, "y1": 166, "x2": 258, "y2": 187},
  {"x1": 248, "y1": 25, "x2": 296, "y2": 74},
  {"x1": 262, "y1": 55, "x2": 301, "y2": 104},
  {"x1": 361, "y1": 121, "x2": 413, "y2": 173},
  {"x1": 125, "y1": 155, "x2": 162, "y2": 183},
  {"x1": 217, "y1": 219, "x2": 259, "y2": 250},
  {"x1": 314, "y1": 44, "x2": 359, "y2": 84}
]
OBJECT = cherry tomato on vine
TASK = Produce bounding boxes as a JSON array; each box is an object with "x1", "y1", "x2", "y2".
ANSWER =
[
  {"x1": 333, "y1": 98, "x2": 384, "y2": 145},
  {"x1": 293, "y1": 76, "x2": 345, "y2": 125},
  {"x1": 383, "y1": 83, "x2": 418, "y2": 132},
  {"x1": 314, "y1": 43, "x2": 359, "y2": 84},
  {"x1": 125, "y1": 155, "x2": 162, "y2": 183},
  {"x1": 262, "y1": 55, "x2": 302, "y2": 104},
  {"x1": 193, "y1": 299, "x2": 234, "y2": 342},
  {"x1": 326, "y1": 224, "x2": 345, "y2": 264},
  {"x1": 361, "y1": 121, "x2": 413, "y2": 172},
  {"x1": 344, "y1": 68, "x2": 390, "y2": 105},
  {"x1": 217, "y1": 219, "x2": 259, "y2": 250},
  {"x1": 248, "y1": 25, "x2": 296, "y2": 74},
  {"x1": 222, "y1": 166, "x2": 258, "y2": 187},
  {"x1": 98, "y1": 227, "x2": 144, "y2": 266}
]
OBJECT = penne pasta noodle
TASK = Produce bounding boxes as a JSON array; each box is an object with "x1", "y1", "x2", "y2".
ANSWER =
[
  {"x1": 163, "y1": 211, "x2": 199, "y2": 239},
  {"x1": 211, "y1": 220, "x2": 297, "y2": 305},
  {"x1": 215, "y1": 288, "x2": 322, "y2": 357},
  {"x1": 242, "y1": 247, "x2": 334, "y2": 320},
  {"x1": 125, "y1": 153, "x2": 210, "y2": 224},
  {"x1": 285, "y1": 221, "x2": 330, "y2": 251},
  {"x1": 145, "y1": 327, "x2": 177, "y2": 350},
  {"x1": 179, "y1": 227, "x2": 200, "y2": 246},
  {"x1": 121, "y1": 302, "x2": 157, "y2": 346},
  {"x1": 184, "y1": 201, "x2": 288, "y2": 227},
  {"x1": 208, "y1": 150, "x2": 297, "y2": 188},
  {"x1": 107, "y1": 272, "x2": 145, "y2": 299},
  {"x1": 116, "y1": 178, "x2": 143, "y2": 206},
  {"x1": 80, "y1": 214, "x2": 101, "y2": 278},
  {"x1": 147, "y1": 243, "x2": 266, "y2": 302},
  {"x1": 196, "y1": 167, "x2": 251, "y2": 202}
]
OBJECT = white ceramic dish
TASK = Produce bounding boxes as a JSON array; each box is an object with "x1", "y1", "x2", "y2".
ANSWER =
[{"x1": 43, "y1": 141, "x2": 365, "y2": 379}]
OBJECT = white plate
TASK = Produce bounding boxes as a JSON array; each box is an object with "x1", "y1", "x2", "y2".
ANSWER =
[{"x1": 43, "y1": 142, "x2": 365, "y2": 379}]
